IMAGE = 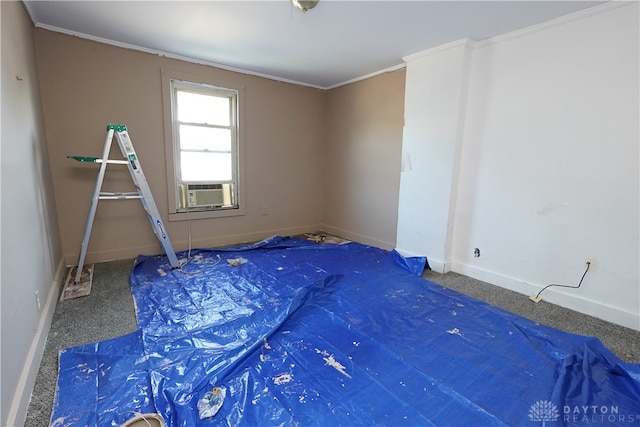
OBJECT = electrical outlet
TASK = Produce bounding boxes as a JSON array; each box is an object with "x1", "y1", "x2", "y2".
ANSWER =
[
  {"x1": 585, "y1": 258, "x2": 597, "y2": 270},
  {"x1": 261, "y1": 205, "x2": 270, "y2": 215},
  {"x1": 35, "y1": 290, "x2": 42, "y2": 313},
  {"x1": 473, "y1": 248, "x2": 481, "y2": 258}
]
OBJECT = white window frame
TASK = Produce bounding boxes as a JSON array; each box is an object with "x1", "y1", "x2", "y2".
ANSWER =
[{"x1": 162, "y1": 69, "x2": 245, "y2": 221}]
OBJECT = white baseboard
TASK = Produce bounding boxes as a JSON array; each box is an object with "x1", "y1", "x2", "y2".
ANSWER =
[
  {"x1": 6, "y1": 257, "x2": 65, "y2": 427},
  {"x1": 392, "y1": 249, "x2": 452, "y2": 274},
  {"x1": 451, "y1": 261, "x2": 640, "y2": 331},
  {"x1": 184, "y1": 224, "x2": 322, "y2": 251},
  {"x1": 424, "y1": 257, "x2": 453, "y2": 274},
  {"x1": 321, "y1": 224, "x2": 395, "y2": 251},
  {"x1": 64, "y1": 224, "x2": 325, "y2": 265}
]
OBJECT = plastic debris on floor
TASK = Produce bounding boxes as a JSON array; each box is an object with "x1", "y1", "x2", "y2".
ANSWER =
[{"x1": 50, "y1": 235, "x2": 640, "y2": 426}]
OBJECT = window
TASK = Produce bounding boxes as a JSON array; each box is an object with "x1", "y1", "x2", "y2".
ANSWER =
[{"x1": 163, "y1": 73, "x2": 244, "y2": 220}]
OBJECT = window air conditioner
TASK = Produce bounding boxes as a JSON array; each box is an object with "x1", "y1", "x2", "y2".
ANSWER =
[{"x1": 183, "y1": 184, "x2": 225, "y2": 208}]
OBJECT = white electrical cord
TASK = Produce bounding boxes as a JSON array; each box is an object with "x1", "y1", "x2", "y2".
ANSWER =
[
  {"x1": 176, "y1": 206, "x2": 193, "y2": 271},
  {"x1": 178, "y1": 207, "x2": 221, "y2": 275},
  {"x1": 187, "y1": 206, "x2": 192, "y2": 260},
  {"x1": 177, "y1": 204, "x2": 222, "y2": 275}
]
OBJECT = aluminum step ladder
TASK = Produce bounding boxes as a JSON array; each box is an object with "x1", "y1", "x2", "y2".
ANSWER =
[{"x1": 62, "y1": 124, "x2": 179, "y2": 300}]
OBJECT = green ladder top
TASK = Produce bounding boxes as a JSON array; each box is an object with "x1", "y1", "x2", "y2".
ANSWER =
[
  {"x1": 107, "y1": 123, "x2": 128, "y2": 132},
  {"x1": 68, "y1": 124, "x2": 128, "y2": 162},
  {"x1": 67, "y1": 155, "x2": 100, "y2": 163}
]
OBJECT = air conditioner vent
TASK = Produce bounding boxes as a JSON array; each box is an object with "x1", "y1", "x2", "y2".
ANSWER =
[
  {"x1": 179, "y1": 183, "x2": 233, "y2": 209},
  {"x1": 187, "y1": 184, "x2": 223, "y2": 191}
]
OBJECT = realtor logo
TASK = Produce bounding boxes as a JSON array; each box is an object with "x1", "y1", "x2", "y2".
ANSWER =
[
  {"x1": 529, "y1": 400, "x2": 560, "y2": 426},
  {"x1": 529, "y1": 400, "x2": 639, "y2": 424}
]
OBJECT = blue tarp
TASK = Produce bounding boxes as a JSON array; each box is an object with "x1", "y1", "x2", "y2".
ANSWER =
[{"x1": 50, "y1": 236, "x2": 640, "y2": 426}]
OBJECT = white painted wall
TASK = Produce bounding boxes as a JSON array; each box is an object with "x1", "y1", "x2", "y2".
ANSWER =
[
  {"x1": 396, "y1": 40, "x2": 473, "y2": 272},
  {"x1": 454, "y1": 3, "x2": 639, "y2": 329},
  {"x1": 398, "y1": 3, "x2": 639, "y2": 329},
  {"x1": 1, "y1": 2, "x2": 64, "y2": 425}
]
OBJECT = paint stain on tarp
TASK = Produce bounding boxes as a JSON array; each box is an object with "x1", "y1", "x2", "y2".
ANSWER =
[
  {"x1": 274, "y1": 373, "x2": 293, "y2": 385},
  {"x1": 447, "y1": 327, "x2": 463, "y2": 338},
  {"x1": 316, "y1": 349, "x2": 352, "y2": 379}
]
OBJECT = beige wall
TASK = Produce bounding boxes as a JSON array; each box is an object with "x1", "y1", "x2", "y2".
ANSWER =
[
  {"x1": 1, "y1": 3, "x2": 64, "y2": 425},
  {"x1": 8, "y1": 20, "x2": 403, "y2": 425},
  {"x1": 34, "y1": 30, "x2": 327, "y2": 264},
  {"x1": 323, "y1": 69, "x2": 406, "y2": 249}
]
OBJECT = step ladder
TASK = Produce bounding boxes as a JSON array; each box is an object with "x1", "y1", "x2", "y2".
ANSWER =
[{"x1": 62, "y1": 124, "x2": 180, "y2": 300}]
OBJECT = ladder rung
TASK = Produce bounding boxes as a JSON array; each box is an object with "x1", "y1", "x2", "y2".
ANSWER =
[
  {"x1": 99, "y1": 192, "x2": 141, "y2": 200},
  {"x1": 67, "y1": 155, "x2": 128, "y2": 165},
  {"x1": 96, "y1": 159, "x2": 129, "y2": 165}
]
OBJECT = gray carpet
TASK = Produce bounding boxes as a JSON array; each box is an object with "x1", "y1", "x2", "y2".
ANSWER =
[
  {"x1": 24, "y1": 260, "x2": 640, "y2": 426},
  {"x1": 423, "y1": 269, "x2": 640, "y2": 363},
  {"x1": 25, "y1": 260, "x2": 138, "y2": 427}
]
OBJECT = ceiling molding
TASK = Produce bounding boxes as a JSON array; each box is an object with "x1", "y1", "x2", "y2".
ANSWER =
[
  {"x1": 474, "y1": 0, "x2": 632, "y2": 48},
  {"x1": 33, "y1": 23, "x2": 329, "y2": 90},
  {"x1": 327, "y1": 63, "x2": 407, "y2": 90},
  {"x1": 34, "y1": 21, "x2": 412, "y2": 91},
  {"x1": 403, "y1": 38, "x2": 476, "y2": 63},
  {"x1": 26, "y1": 1, "x2": 619, "y2": 91}
]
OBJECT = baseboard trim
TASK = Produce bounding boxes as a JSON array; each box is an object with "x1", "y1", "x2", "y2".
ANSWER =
[
  {"x1": 425, "y1": 258, "x2": 454, "y2": 274},
  {"x1": 183, "y1": 225, "x2": 322, "y2": 252},
  {"x1": 320, "y1": 225, "x2": 395, "y2": 251},
  {"x1": 392, "y1": 249, "x2": 453, "y2": 274},
  {"x1": 63, "y1": 224, "x2": 324, "y2": 265},
  {"x1": 6, "y1": 257, "x2": 65, "y2": 427},
  {"x1": 451, "y1": 261, "x2": 640, "y2": 331}
]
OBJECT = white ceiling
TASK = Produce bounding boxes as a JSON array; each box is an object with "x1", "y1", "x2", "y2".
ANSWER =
[{"x1": 24, "y1": 1, "x2": 605, "y2": 89}]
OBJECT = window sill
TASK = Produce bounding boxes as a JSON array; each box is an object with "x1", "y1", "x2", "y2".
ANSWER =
[{"x1": 168, "y1": 207, "x2": 245, "y2": 222}]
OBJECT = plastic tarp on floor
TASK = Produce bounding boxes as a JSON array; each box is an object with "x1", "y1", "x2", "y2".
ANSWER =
[{"x1": 50, "y1": 236, "x2": 640, "y2": 426}]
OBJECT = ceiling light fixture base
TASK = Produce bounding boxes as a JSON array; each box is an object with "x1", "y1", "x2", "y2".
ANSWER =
[{"x1": 291, "y1": 0, "x2": 319, "y2": 13}]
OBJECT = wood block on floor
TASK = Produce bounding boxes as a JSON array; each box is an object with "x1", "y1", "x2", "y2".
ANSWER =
[{"x1": 60, "y1": 264, "x2": 94, "y2": 300}]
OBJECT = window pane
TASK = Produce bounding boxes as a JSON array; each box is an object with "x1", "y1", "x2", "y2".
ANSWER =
[
  {"x1": 180, "y1": 152, "x2": 232, "y2": 182},
  {"x1": 177, "y1": 91, "x2": 230, "y2": 126},
  {"x1": 179, "y1": 125, "x2": 231, "y2": 152}
]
